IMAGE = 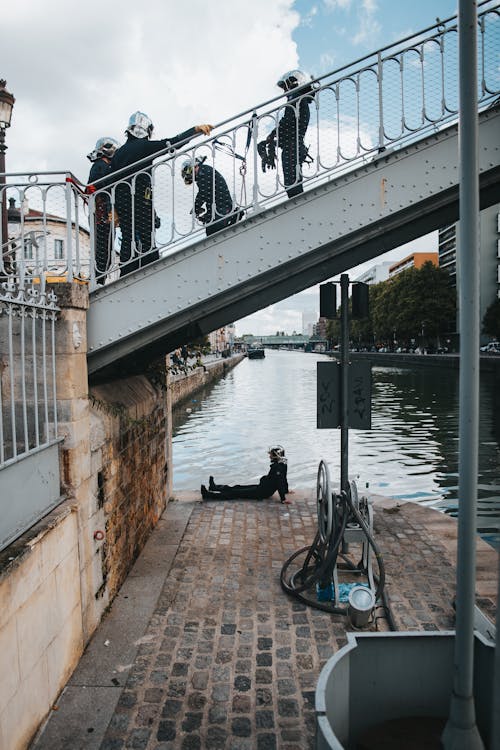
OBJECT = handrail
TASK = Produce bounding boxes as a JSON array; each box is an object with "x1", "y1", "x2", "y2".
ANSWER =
[{"x1": 85, "y1": 0, "x2": 500, "y2": 190}]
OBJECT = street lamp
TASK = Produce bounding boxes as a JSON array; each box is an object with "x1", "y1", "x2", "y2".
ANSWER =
[{"x1": 0, "y1": 79, "x2": 15, "y2": 272}]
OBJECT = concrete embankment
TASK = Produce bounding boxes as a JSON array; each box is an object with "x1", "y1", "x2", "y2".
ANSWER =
[
  {"x1": 330, "y1": 350, "x2": 500, "y2": 373},
  {"x1": 169, "y1": 353, "x2": 245, "y2": 407}
]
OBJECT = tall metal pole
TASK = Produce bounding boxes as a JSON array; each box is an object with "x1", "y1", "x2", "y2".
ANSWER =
[
  {"x1": 492, "y1": 551, "x2": 500, "y2": 749},
  {"x1": 442, "y1": 1, "x2": 484, "y2": 747},
  {"x1": 340, "y1": 274, "x2": 349, "y2": 495},
  {"x1": 0, "y1": 127, "x2": 7, "y2": 270}
]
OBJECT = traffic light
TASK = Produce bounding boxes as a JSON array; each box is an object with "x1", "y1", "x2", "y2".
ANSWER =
[
  {"x1": 320, "y1": 282, "x2": 337, "y2": 319},
  {"x1": 352, "y1": 282, "x2": 369, "y2": 319}
]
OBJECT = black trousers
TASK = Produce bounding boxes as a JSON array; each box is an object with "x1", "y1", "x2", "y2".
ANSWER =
[
  {"x1": 204, "y1": 209, "x2": 244, "y2": 237},
  {"x1": 94, "y1": 221, "x2": 112, "y2": 284},
  {"x1": 281, "y1": 141, "x2": 306, "y2": 198},
  {"x1": 116, "y1": 189, "x2": 159, "y2": 276},
  {"x1": 204, "y1": 482, "x2": 267, "y2": 500}
]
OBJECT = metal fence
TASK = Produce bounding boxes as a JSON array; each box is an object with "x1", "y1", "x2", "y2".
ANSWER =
[
  {"x1": 1, "y1": 2, "x2": 499, "y2": 290},
  {"x1": 0, "y1": 277, "x2": 61, "y2": 551}
]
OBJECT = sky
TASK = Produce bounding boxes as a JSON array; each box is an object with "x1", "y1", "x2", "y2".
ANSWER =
[{"x1": 1, "y1": 0, "x2": 463, "y2": 334}]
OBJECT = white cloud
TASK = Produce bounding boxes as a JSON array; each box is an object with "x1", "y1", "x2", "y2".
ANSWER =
[
  {"x1": 1, "y1": 0, "x2": 300, "y2": 182},
  {"x1": 323, "y1": 0, "x2": 353, "y2": 10},
  {"x1": 236, "y1": 305, "x2": 303, "y2": 336},
  {"x1": 352, "y1": 0, "x2": 381, "y2": 46}
]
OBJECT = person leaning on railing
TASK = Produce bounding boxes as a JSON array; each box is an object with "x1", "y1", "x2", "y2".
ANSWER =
[
  {"x1": 180, "y1": 156, "x2": 244, "y2": 237},
  {"x1": 109, "y1": 112, "x2": 213, "y2": 276},
  {"x1": 259, "y1": 70, "x2": 315, "y2": 199},
  {"x1": 86, "y1": 137, "x2": 121, "y2": 285}
]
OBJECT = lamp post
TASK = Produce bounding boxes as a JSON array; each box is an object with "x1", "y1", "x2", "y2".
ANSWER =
[{"x1": 0, "y1": 79, "x2": 15, "y2": 273}]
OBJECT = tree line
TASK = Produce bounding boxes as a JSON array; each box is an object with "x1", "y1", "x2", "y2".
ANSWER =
[{"x1": 325, "y1": 261, "x2": 500, "y2": 350}]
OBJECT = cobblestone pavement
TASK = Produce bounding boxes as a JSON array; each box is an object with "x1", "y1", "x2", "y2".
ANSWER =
[
  {"x1": 92, "y1": 492, "x2": 496, "y2": 750},
  {"x1": 100, "y1": 495, "x2": 345, "y2": 750}
]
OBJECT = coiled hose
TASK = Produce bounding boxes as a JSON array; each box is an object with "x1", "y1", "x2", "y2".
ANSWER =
[{"x1": 280, "y1": 488, "x2": 397, "y2": 630}]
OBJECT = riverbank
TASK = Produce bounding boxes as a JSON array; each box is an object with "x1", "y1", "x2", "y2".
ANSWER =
[
  {"x1": 328, "y1": 350, "x2": 500, "y2": 373},
  {"x1": 169, "y1": 353, "x2": 245, "y2": 407},
  {"x1": 32, "y1": 491, "x2": 497, "y2": 750}
]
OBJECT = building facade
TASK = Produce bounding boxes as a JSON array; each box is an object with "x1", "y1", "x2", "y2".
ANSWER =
[
  {"x1": 7, "y1": 197, "x2": 91, "y2": 277},
  {"x1": 388, "y1": 251, "x2": 438, "y2": 277},
  {"x1": 355, "y1": 260, "x2": 393, "y2": 285},
  {"x1": 438, "y1": 203, "x2": 500, "y2": 333}
]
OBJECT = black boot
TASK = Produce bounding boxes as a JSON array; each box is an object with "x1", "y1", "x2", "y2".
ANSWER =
[
  {"x1": 201, "y1": 484, "x2": 221, "y2": 500},
  {"x1": 209, "y1": 476, "x2": 222, "y2": 491}
]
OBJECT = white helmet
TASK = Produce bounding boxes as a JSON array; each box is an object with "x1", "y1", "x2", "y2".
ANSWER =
[
  {"x1": 277, "y1": 69, "x2": 312, "y2": 92},
  {"x1": 87, "y1": 137, "x2": 120, "y2": 162},
  {"x1": 126, "y1": 111, "x2": 154, "y2": 139},
  {"x1": 181, "y1": 156, "x2": 205, "y2": 184},
  {"x1": 269, "y1": 445, "x2": 286, "y2": 461}
]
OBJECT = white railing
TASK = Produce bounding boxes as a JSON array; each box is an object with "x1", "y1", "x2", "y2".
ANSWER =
[
  {"x1": 0, "y1": 278, "x2": 61, "y2": 550},
  {"x1": 1, "y1": 2, "x2": 499, "y2": 289},
  {"x1": 0, "y1": 171, "x2": 90, "y2": 283},
  {"x1": 0, "y1": 279, "x2": 59, "y2": 467}
]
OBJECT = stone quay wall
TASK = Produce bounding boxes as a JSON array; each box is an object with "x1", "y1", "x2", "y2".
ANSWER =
[
  {"x1": 169, "y1": 353, "x2": 245, "y2": 407},
  {"x1": 0, "y1": 283, "x2": 172, "y2": 750}
]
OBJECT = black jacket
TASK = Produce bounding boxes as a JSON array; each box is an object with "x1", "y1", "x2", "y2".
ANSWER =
[
  {"x1": 270, "y1": 89, "x2": 313, "y2": 149},
  {"x1": 259, "y1": 461, "x2": 289, "y2": 502},
  {"x1": 88, "y1": 158, "x2": 111, "y2": 185},
  {"x1": 110, "y1": 127, "x2": 199, "y2": 179},
  {"x1": 194, "y1": 163, "x2": 234, "y2": 222}
]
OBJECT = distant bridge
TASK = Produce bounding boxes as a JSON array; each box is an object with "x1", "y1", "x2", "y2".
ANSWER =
[{"x1": 242, "y1": 334, "x2": 328, "y2": 350}]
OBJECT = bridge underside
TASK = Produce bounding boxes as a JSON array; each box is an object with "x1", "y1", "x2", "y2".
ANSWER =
[{"x1": 87, "y1": 107, "x2": 500, "y2": 381}]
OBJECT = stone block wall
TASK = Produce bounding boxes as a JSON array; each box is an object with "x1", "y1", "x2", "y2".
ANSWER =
[
  {"x1": 0, "y1": 282, "x2": 172, "y2": 749},
  {"x1": 169, "y1": 354, "x2": 245, "y2": 407},
  {"x1": 89, "y1": 375, "x2": 170, "y2": 606},
  {"x1": 0, "y1": 506, "x2": 82, "y2": 750}
]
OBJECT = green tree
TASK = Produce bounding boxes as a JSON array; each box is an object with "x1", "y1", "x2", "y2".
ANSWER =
[
  {"x1": 482, "y1": 297, "x2": 500, "y2": 339},
  {"x1": 371, "y1": 262, "x2": 456, "y2": 345}
]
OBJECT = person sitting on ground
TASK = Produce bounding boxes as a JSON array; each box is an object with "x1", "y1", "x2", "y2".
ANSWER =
[{"x1": 200, "y1": 446, "x2": 291, "y2": 504}]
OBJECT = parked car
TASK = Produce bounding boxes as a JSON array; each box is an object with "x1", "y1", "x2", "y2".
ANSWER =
[{"x1": 480, "y1": 341, "x2": 500, "y2": 354}]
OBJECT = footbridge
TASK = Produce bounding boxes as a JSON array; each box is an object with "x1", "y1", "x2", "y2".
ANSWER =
[
  {"x1": 2, "y1": 3, "x2": 499, "y2": 380},
  {"x1": 86, "y1": 105, "x2": 500, "y2": 377}
]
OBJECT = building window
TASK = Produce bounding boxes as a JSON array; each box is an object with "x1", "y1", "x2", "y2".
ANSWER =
[
  {"x1": 23, "y1": 238, "x2": 33, "y2": 259},
  {"x1": 54, "y1": 238, "x2": 64, "y2": 259}
]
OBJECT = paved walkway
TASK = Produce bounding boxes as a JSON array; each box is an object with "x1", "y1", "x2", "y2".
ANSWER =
[{"x1": 33, "y1": 492, "x2": 498, "y2": 750}]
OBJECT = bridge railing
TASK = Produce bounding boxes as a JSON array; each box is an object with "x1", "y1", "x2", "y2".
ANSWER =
[
  {"x1": 0, "y1": 277, "x2": 62, "y2": 551},
  {"x1": 1, "y1": 2, "x2": 499, "y2": 289},
  {"x1": 0, "y1": 171, "x2": 91, "y2": 283}
]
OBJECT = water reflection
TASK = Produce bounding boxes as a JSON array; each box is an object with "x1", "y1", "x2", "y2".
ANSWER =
[{"x1": 172, "y1": 349, "x2": 500, "y2": 547}]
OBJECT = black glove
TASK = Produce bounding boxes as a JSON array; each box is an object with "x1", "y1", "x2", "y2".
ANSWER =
[
  {"x1": 266, "y1": 137, "x2": 276, "y2": 170},
  {"x1": 257, "y1": 139, "x2": 276, "y2": 172}
]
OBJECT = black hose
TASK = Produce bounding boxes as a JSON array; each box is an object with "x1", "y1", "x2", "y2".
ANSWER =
[{"x1": 280, "y1": 488, "x2": 395, "y2": 625}]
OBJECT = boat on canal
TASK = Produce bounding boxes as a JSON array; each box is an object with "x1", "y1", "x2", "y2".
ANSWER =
[{"x1": 247, "y1": 345, "x2": 265, "y2": 359}]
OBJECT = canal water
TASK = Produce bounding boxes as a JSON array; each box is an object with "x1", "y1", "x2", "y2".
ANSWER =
[{"x1": 172, "y1": 349, "x2": 500, "y2": 547}]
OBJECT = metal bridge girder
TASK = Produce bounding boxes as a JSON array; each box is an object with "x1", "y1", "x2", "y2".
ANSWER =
[{"x1": 87, "y1": 108, "x2": 500, "y2": 377}]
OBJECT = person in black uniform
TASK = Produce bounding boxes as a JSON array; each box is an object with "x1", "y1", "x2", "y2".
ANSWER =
[
  {"x1": 260, "y1": 70, "x2": 314, "y2": 198},
  {"x1": 181, "y1": 157, "x2": 243, "y2": 236},
  {"x1": 110, "y1": 112, "x2": 213, "y2": 275},
  {"x1": 86, "y1": 137, "x2": 120, "y2": 284},
  {"x1": 200, "y1": 446, "x2": 291, "y2": 504}
]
